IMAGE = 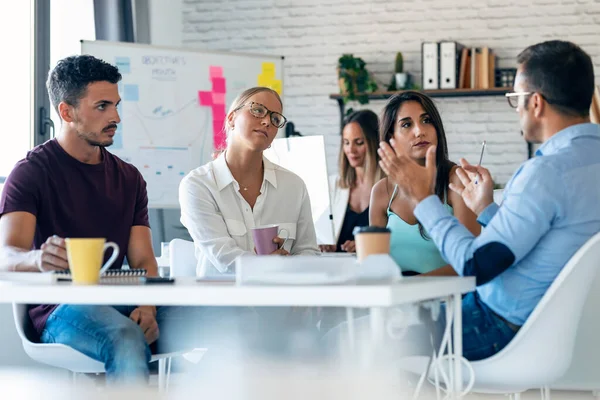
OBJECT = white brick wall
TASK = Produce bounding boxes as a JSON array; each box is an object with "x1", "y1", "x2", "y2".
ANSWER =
[{"x1": 181, "y1": 0, "x2": 600, "y2": 184}]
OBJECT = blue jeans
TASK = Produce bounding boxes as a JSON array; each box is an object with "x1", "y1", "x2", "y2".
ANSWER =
[
  {"x1": 444, "y1": 291, "x2": 518, "y2": 361},
  {"x1": 40, "y1": 305, "x2": 151, "y2": 384}
]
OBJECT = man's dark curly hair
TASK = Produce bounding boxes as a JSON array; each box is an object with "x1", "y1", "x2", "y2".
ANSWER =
[{"x1": 46, "y1": 55, "x2": 122, "y2": 114}]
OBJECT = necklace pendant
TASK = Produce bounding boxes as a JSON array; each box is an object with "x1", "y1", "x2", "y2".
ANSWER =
[{"x1": 243, "y1": 187, "x2": 248, "y2": 191}]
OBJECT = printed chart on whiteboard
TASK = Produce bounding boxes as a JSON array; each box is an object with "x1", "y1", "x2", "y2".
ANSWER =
[{"x1": 81, "y1": 40, "x2": 284, "y2": 208}]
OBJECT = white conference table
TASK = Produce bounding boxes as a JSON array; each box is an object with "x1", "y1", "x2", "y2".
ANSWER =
[{"x1": 0, "y1": 274, "x2": 474, "y2": 398}]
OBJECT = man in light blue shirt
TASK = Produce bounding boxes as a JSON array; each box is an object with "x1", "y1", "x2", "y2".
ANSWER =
[{"x1": 379, "y1": 40, "x2": 600, "y2": 360}]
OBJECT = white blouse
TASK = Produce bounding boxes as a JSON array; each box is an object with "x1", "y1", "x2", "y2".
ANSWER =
[{"x1": 179, "y1": 153, "x2": 319, "y2": 277}]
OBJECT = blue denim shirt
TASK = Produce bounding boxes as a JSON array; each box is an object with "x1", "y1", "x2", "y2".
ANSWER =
[{"x1": 415, "y1": 123, "x2": 600, "y2": 326}]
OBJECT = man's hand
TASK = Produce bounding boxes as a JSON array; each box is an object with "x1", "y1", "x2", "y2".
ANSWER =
[
  {"x1": 130, "y1": 306, "x2": 159, "y2": 345},
  {"x1": 340, "y1": 240, "x2": 356, "y2": 253},
  {"x1": 448, "y1": 158, "x2": 495, "y2": 216},
  {"x1": 378, "y1": 140, "x2": 437, "y2": 210},
  {"x1": 37, "y1": 235, "x2": 69, "y2": 272}
]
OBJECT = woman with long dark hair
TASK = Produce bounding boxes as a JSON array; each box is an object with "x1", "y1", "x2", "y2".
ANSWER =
[{"x1": 370, "y1": 91, "x2": 480, "y2": 274}]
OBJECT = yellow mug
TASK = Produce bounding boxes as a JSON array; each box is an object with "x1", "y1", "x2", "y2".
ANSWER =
[{"x1": 65, "y1": 238, "x2": 120, "y2": 285}]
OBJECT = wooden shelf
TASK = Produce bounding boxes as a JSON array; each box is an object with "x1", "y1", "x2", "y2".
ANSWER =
[{"x1": 329, "y1": 87, "x2": 510, "y2": 101}]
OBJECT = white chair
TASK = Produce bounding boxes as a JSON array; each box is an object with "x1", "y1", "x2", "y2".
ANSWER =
[
  {"x1": 169, "y1": 238, "x2": 235, "y2": 280},
  {"x1": 168, "y1": 238, "x2": 197, "y2": 277},
  {"x1": 13, "y1": 303, "x2": 182, "y2": 391},
  {"x1": 550, "y1": 254, "x2": 600, "y2": 395},
  {"x1": 403, "y1": 231, "x2": 600, "y2": 399},
  {"x1": 463, "y1": 231, "x2": 600, "y2": 398}
]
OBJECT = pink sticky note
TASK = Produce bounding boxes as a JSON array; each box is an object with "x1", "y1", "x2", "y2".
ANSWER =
[
  {"x1": 213, "y1": 121, "x2": 227, "y2": 150},
  {"x1": 213, "y1": 120, "x2": 225, "y2": 134},
  {"x1": 198, "y1": 91, "x2": 212, "y2": 106},
  {"x1": 212, "y1": 104, "x2": 226, "y2": 119},
  {"x1": 212, "y1": 92, "x2": 226, "y2": 105},
  {"x1": 209, "y1": 66, "x2": 223, "y2": 79},
  {"x1": 212, "y1": 77, "x2": 226, "y2": 93}
]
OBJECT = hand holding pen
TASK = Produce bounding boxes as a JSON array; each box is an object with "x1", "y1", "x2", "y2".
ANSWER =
[{"x1": 449, "y1": 141, "x2": 495, "y2": 216}]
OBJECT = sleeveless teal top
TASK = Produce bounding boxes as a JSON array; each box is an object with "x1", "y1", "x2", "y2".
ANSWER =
[{"x1": 386, "y1": 185, "x2": 453, "y2": 274}]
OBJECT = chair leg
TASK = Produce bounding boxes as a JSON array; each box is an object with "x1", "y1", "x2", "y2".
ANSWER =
[
  {"x1": 71, "y1": 371, "x2": 78, "y2": 387},
  {"x1": 165, "y1": 357, "x2": 172, "y2": 392},
  {"x1": 158, "y1": 358, "x2": 166, "y2": 392}
]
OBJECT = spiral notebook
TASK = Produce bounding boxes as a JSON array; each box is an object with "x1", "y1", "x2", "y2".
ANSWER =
[{"x1": 52, "y1": 269, "x2": 147, "y2": 282}]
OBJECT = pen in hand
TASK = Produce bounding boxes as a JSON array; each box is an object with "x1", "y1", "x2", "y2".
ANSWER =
[
  {"x1": 478, "y1": 140, "x2": 486, "y2": 166},
  {"x1": 475, "y1": 141, "x2": 486, "y2": 184}
]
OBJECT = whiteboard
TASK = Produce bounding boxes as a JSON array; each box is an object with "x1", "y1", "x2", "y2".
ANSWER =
[
  {"x1": 264, "y1": 136, "x2": 333, "y2": 244},
  {"x1": 81, "y1": 40, "x2": 284, "y2": 208}
]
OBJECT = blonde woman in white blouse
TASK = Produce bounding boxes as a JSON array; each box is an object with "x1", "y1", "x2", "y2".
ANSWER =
[{"x1": 179, "y1": 87, "x2": 319, "y2": 277}]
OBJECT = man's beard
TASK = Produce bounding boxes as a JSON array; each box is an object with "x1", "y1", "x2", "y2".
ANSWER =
[
  {"x1": 77, "y1": 127, "x2": 116, "y2": 148},
  {"x1": 78, "y1": 132, "x2": 112, "y2": 147}
]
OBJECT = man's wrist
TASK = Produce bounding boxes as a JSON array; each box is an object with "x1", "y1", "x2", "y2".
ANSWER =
[{"x1": 474, "y1": 200, "x2": 494, "y2": 217}]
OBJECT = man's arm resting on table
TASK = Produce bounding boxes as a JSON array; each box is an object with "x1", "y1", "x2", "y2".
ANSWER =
[
  {"x1": 127, "y1": 225, "x2": 159, "y2": 277},
  {"x1": 0, "y1": 212, "x2": 69, "y2": 272},
  {"x1": 0, "y1": 212, "x2": 39, "y2": 272}
]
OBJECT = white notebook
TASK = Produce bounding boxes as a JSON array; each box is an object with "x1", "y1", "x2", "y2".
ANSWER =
[
  {"x1": 52, "y1": 269, "x2": 147, "y2": 282},
  {"x1": 0, "y1": 270, "x2": 146, "y2": 285}
]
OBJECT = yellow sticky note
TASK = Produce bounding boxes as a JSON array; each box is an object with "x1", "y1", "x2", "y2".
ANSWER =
[
  {"x1": 270, "y1": 80, "x2": 282, "y2": 95},
  {"x1": 261, "y1": 62, "x2": 276, "y2": 79},
  {"x1": 257, "y1": 75, "x2": 269, "y2": 87}
]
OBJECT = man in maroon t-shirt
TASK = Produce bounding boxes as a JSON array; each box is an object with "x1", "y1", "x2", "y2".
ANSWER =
[{"x1": 0, "y1": 55, "x2": 160, "y2": 384}]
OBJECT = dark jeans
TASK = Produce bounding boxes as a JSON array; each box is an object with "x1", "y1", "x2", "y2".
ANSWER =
[{"x1": 442, "y1": 291, "x2": 518, "y2": 361}]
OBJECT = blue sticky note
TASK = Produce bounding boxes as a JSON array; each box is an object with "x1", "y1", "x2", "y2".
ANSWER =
[
  {"x1": 115, "y1": 57, "x2": 131, "y2": 73},
  {"x1": 124, "y1": 84, "x2": 139, "y2": 102}
]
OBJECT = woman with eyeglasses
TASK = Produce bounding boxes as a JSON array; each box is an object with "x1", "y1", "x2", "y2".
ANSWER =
[
  {"x1": 179, "y1": 87, "x2": 319, "y2": 277},
  {"x1": 370, "y1": 91, "x2": 481, "y2": 275}
]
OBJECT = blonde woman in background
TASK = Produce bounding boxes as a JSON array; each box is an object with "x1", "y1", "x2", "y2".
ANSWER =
[
  {"x1": 316, "y1": 110, "x2": 384, "y2": 332},
  {"x1": 179, "y1": 86, "x2": 319, "y2": 277},
  {"x1": 318, "y1": 110, "x2": 384, "y2": 253}
]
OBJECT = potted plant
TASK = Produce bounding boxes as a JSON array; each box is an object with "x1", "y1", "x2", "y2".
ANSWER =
[
  {"x1": 394, "y1": 52, "x2": 408, "y2": 90},
  {"x1": 337, "y1": 54, "x2": 378, "y2": 107}
]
